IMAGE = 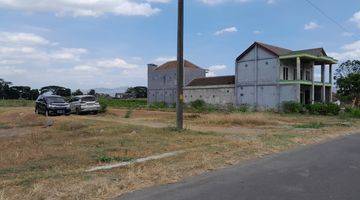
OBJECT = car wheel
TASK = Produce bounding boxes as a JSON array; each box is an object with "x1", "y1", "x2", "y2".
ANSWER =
[
  {"x1": 35, "y1": 108, "x2": 39, "y2": 115},
  {"x1": 76, "y1": 108, "x2": 81, "y2": 115},
  {"x1": 45, "y1": 109, "x2": 49, "y2": 117},
  {"x1": 93, "y1": 111, "x2": 98, "y2": 115}
]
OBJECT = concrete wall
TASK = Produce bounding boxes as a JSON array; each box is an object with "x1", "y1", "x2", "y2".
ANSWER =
[
  {"x1": 235, "y1": 44, "x2": 283, "y2": 110},
  {"x1": 184, "y1": 85, "x2": 235, "y2": 105},
  {"x1": 148, "y1": 65, "x2": 206, "y2": 104}
]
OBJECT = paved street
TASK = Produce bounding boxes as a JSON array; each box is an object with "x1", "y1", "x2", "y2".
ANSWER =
[{"x1": 118, "y1": 134, "x2": 360, "y2": 200}]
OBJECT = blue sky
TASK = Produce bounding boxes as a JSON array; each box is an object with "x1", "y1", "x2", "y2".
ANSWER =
[{"x1": 0, "y1": 0, "x2": 359, "y2": 89}]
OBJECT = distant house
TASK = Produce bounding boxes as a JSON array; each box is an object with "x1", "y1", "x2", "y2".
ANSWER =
[
  {"x1": 147, "y1": 42, "x2": 337, "y2": 110},
  {"x1": 184, "y1": 76, "x2": 235, "y2": 105},
  {"x1": 115, "y1": 93, "x2": 136, "y2": 99},
  {"x1": 147, "y1": 60, "x2": 207, "y2": 104}
]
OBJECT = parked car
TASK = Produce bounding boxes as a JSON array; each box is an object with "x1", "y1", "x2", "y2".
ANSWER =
[
  {"x1": 35, "y1": 95, "x2": 71, "y2": 116},
  {"x1": 69, "y1": 95, "x2": 100, "y2": 114}
]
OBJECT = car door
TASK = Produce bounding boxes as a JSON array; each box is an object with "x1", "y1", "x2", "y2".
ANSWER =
[{"x1": 37, "y1": 97, "x2": 46, "y2": 113}]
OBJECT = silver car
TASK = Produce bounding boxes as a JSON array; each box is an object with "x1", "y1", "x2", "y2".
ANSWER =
[{"x1": 69, "y1": 95, "x2": 100, "y2": 114}]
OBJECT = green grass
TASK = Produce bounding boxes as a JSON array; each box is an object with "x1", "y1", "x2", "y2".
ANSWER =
[
  {"x1": 0, "y1": 99, "x2": 34, "y2": 107},
  {"x1": 98, "y1": 98, "x2": 147, "y2": 109},
  {"x1": 293, "y1": 122, "x2": 325, "y2": 129}
]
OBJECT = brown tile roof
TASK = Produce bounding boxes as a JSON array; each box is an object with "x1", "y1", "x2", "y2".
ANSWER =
[
  {"x1": 154, "y1": 60, "x2": 203, "y2": 71},
  {"x1": 286, "y1": 48, "x2": 327, "y2": 57},
  {"x1": 187, "y1": 75, "x2": 235, "y2": 87},
  {"x1": 236, "y1": 42, "x2": 328, "y2": 61},
  {"x1": 256, "y1": 42, "x2": 293, "y2": 56}
]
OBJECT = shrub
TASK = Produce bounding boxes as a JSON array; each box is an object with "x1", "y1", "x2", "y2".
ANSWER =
[
  {"x1": 190, "y1": 100, "x2": 206, "y2": 110},
  {"x1": 124, "y1": 109, "x2": 133, "y2": 118},
  {"x1": 345, "y1": 107, "x2": 360, "y2": 118},
  {"x1": 148, "y1": 102, "x2": 167, "y2": 109},
  {"x1": 306, "y1": 103, "x2": 340, "y2": 115},
  {"x1": 282, "y1": 101, "x2": 303, "y2": 113},
  {"x1": 99, "y1": 101, "x2": 108, "y2": 113}
]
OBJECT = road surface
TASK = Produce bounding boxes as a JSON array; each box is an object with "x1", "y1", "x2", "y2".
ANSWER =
[{"x1": 117, "y1": 134, "x2": 360, "y2": 200}]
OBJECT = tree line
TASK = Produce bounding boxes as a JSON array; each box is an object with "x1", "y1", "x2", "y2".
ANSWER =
[{"x1": 0, "y1": 80, "x2": 147, "y2": 100}]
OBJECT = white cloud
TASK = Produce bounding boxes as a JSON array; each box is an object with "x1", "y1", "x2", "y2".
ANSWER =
[
  {"x1": 97, "y1": 58, "x2": 138, "y2": 69},
  {"x1": 200, "y1": 0, "x2": 251, "y2": 5},
  {"x1": 0, "y1": 66, "x2": 27, "y2": 76},
  {"x1": 153, "y1": 56, "x2": 176, "y2": 64},
  {"x1": 214, "y1": 27, "x2": 237, "y2": 36},
  {"x1": 350, "y1": 10, "x2": 360, "y2": 29},
  {"x1": 0, "y1": 0, "x2": 165, "y2": 17},
  {"x1": 253, "y1": 30, "x2": 261, "y2": 35},
  {"x1": 50, "y1": 48, "x2": 88, "y2": 60},
  {"x1": 304, "y1": 22, "x2": 320, "y2": 30},
  {"x1": 328, "y1": 40, "x2": 360, "y2": 61},
  {"x1": 207, "y1": 64, "x2": 227, "y2": 77},
  {"x1": 208, "y1": 65, "x2": 227, "y2": 71},
  {"x1": 73, "y1": 65, "x2": 99, "y2": 72},
  {"x1": 0, "y1": 32, "x2": 49, "y2": 45}
]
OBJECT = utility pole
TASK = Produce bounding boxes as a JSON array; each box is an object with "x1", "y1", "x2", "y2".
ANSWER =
[{"x1": 176, "y1": 0, "x2": 184, "y2": 130}]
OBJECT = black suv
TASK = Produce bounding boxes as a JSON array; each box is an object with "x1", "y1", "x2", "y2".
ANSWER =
[{"x1": 35, "y1": 95, "x2": 71, "y2": 116}]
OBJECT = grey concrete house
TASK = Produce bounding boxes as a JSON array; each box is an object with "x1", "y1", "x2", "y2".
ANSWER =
[
  {"x1": 184, "y1": 76, "x2": 235, "y2": 105},
  {"x1": 147, "y1": 60, "x2": 206, "y2": 104},
  {"x1": 235, "y1": 42, "x2": 337, "y2": 110}
]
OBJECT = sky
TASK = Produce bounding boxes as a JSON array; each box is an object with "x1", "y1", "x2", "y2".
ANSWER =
[{"x1": 0, "y1": 0, "x2": 359, "y2": 90}]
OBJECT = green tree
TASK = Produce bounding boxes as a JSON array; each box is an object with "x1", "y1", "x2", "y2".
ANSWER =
[
  {"x1": 0, "y1": 79, "x2": 12, "y2": 99},
  {"x1": 88, "y1": 89, "x2": 96, "y2": 95},
  {"x1": 335, "y1": 60, "x2": 360, "y2": 107},
  {"x1": 40, "y1": 86, "x2": 71, "y2": 97},
  {"x1": 72, "y1": 89, "x2": 83, "y2": 96},
  {"x1": 126, "y1": 86, "x2": 147, "y2": 98}
]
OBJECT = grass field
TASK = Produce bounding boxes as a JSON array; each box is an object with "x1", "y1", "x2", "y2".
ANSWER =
[
  {"x1": 0, "y1": 100, "x2": 34, "y2": 107},
  {"x1": 0, "y1": 107, "x2": 359, "y2": 199}
]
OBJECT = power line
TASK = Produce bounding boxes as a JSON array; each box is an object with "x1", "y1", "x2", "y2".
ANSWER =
[{"x1": 303, "y1": 0, "x2": 359, "y2": 40}]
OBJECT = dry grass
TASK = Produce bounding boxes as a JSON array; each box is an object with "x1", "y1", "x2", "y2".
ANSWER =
[{"x1": 0, "y1": 107, "x2": 359, "y2": 199}]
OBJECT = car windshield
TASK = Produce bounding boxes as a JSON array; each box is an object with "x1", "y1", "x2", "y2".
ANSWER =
[
  {"x1": 81, "y1": 96, "x2": 96, "y2": 102},
  {"x1": 46, "y1": 97, "x2": 65, "y2": 103}
]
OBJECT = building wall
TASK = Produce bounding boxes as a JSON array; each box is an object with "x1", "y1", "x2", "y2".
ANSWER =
[
  {"x1": 184, "y1": 85, "x2": 235, "y2": 105},
  {"x1": 235, "y1": 44, "x2": 285, "y2": 110},
  {"x1": 148, "y1": 65, "x2": 206, "y2": 104}
]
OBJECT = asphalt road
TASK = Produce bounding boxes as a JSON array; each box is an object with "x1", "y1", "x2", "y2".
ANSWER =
[{"x1": 117, "y1": 134, "x2": 360, "y2": 200}]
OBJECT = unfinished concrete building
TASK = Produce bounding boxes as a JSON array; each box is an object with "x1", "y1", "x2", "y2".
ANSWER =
[
  {"x1": 147, "y1": 60, "x2": 206, "y2": 104},
  {"x1": 235, "y1": 42, "x2": 337, "y2": 110},
  {"x1": 147, "y1": 42, "x2": 337, "y2": 110}
]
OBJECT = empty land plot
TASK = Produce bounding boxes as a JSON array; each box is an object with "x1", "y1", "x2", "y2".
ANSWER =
[{"x1": 0, "y1": 107, "x2": 359, "y2": 199}]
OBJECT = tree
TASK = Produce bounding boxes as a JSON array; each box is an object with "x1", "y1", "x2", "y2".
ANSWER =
[
  {"x1": 10, "y1": 86, "x2": 31, "y2": 99},
  {"x1": 29, "y1": 89, "x2": 39, "y2": 100},
  {"x1": 334, "y1": 60, "x2": 360, "y2": 79},
  {"x1": 0, "y1": 79, "x2": 12, "y2": 99},
  {"x1": 88, "y1": 89, "x2": 96, "y2": 95},
  {"x1": 126, "y1": 86, "x2": 147, "y2": 98},
  {"x1": 335, "y1": 60, "x2": 360, "y2": 107},
  {"x1": 40, "y1": 86, "x2": 71, "y2": 97},
  {"x1": 72, "y1": 89, "x2": 83, "y2": 96}
]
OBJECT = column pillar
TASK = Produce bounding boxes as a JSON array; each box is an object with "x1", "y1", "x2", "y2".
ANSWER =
[
  {"x1": 311, "y1": 62, "x2": 315, "y2": 104},
  {"x1": 296, "y1": 57, "x2": 301, "y2": 80},
  {"x1": 329, "y1": 64, "x2": 333, "y2": 102},
  {"x1": 296, "y1": 57, "x2": 301, "y2": 103},
  {"x1": 321, "y1": 64, "x2": 326, "y2": 103}
]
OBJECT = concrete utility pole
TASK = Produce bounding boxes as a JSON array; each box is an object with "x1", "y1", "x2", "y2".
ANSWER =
[{"x1": 176, "y1": 0, "x2": 184, "y2": 130}]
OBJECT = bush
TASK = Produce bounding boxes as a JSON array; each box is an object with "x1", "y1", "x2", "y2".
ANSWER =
[
  {"x1": 345, "y1": 107, "x2": 360, "y2": 118},
  {"x1": 148, "y1": 102, "x2": 167, "y2": 109},
  {"x1": 282, "y1": 101, "x2": 303, "y2": 113},
  {"x1": 306, "y1": 103, "x2": 340, "y2": 115},
  {"x1": 99, "y1": 101, "x2": 108, "y2": 113},
  {"x1": 124, "y1": 109, "x2": 133, "y2": 118},
  {"x1": 190, "y1": 100, "x2": 206, "y2": 110}
]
